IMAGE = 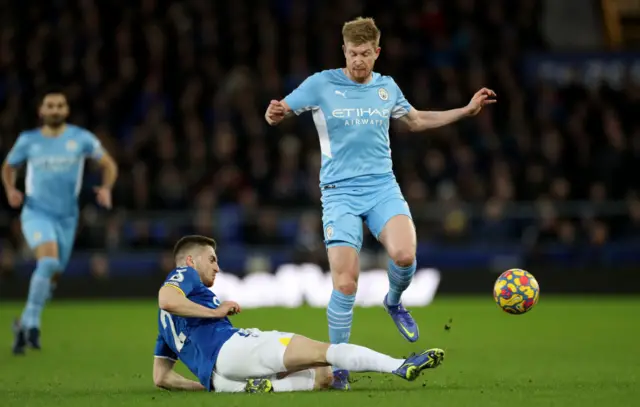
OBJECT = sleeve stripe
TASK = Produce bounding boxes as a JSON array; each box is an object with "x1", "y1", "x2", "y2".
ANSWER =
[
  {"x1": 162, "y1": 283, "x2": 186, "y2": 296},
  {"x1": 154, "y1": 355, "x2": 177, "y2": 362}
]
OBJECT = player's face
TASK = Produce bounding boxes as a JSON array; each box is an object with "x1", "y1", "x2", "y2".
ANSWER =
[
  {"x1": 39, "y1": 94, "x2": 69, "y2": 128},
  {"x1": 343, "y1": 41, "x2": 380, "y2": 82},
  {"x1": 196, "y1": 246, "x2": 219, "y2": 287}
]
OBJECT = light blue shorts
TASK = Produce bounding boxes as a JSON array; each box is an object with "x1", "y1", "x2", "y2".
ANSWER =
[
  {"x1": 20, "y1": 207, "x2": 78, "y2": 269},
  {"x1": 320, "y1": 179, "x2": 413, "y2": 252}
]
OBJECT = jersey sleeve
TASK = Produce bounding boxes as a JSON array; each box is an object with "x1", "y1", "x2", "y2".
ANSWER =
[
  {"x1": 283, "y1": 73, "x2": 322, "y2": 115},
  {"x1": 154, "y1": 333, "x2": 178, "y2": 360},
  {"x1": 162, "y1": 267, "x2": 198, "y2": 297},
  {"x1": 5, "y1": 134, "x2": 29, "y2": 166},
  {"x1": 390, "y1": 79, "x2": 413, "y2": 119},
  {"x1": 81, "y1": 130, "x2": 105, "y2": 160}
]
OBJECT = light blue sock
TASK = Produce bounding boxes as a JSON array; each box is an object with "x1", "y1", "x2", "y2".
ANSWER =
[
  {"x1": 21, "y1": 257, "x2": 60, "y2": 329},
  {"x1": 387, "y1": 258, "x2": 416, "y2": 306},
  {"x1": 327, "y1": 289, "x2": 356, "y2": 348}
]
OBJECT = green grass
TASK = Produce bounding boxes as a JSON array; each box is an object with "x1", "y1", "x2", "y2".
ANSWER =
[{"x1": 1, "y1": 296, "x2": 639, "y2": 406}]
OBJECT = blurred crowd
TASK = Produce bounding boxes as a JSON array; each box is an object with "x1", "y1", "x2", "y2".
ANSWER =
[{"x1": 1, "y1": 0, "x2": 640, "y2": 267}]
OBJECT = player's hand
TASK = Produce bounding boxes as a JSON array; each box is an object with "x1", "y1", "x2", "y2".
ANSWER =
[
  {"x1": 465, "y1": 88, "x2": 497, "y2": 116},
  {"x1": 5, "y1": 187, "x2": 23, "y2": 208},
  {"x1": 216, "y1": 301, "x2": 241, "y2": 317},
  {"x1": 94, "y1": 186, "x2": 112, "y2": 209},
  {"x1": 265, "y1": 100, "x2": 286, "y2": 126}
]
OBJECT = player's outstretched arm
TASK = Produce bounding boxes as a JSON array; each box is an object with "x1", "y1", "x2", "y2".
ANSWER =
[
  {"x1": 398, "y1": 88, "x2": 496, "y2": 132},
  {"x1": 159, "y1": 285, "x2": 240, "y2": 319},
  {"x1": 153, "y1": 357, "x2": 205, "y2": 391}
]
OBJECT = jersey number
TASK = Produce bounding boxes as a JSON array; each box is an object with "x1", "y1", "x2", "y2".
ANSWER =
[
  {"x1": 160, "y1": 310, "x2": 187, "y2": 352},
  {"x1": 169, "y1": 269, "x2": 185, "y2": 282}
]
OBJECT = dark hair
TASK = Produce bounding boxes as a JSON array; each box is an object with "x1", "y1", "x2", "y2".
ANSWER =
[
  {"x1": 173, "y1": 235, "x2": 217, "y2": 260},
  {"x1": 39, "y1": 85, "x2": 67, "y2": 104}
]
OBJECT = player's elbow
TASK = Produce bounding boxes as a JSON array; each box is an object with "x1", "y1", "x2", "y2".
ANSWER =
[
  {"x1": 1, "y1": 160, "x2": 15, "y2": 175},
  {"x1": 153, "y1": 373, "x2": 167, "y2": 389},
  {"x1": 153, "y1": 365, "x2": 168, "y2": 388},
  {"x1": 407, "y1": 119, "x2": 423, "y2": 132},
  {"x1": 99, "y1": 154, "x2": 118, "y2": 173}
]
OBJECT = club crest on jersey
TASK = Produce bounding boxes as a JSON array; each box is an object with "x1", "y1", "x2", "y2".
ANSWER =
[
  {"x1": 66, "y1": 140, "x2": 78, "y2": 152},
  {"x1": 33, "y1": 231, "x2": 42, "y2": 242},
  {"x1": 212, "y1": 296, "x2": 221, "y2": 307},
  {"x1": 325, "y1": 226, "x2": 334, "y2": 239},
  {"x1": 378, "y1": 88, "x2": 389, "y2": 101}
]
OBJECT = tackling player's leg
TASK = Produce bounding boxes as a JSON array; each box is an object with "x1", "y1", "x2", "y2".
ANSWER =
[
  {"x1": 366, "y1": 188, "x2": 419, "y2": 342},
  {"x1": 214, "y1": 330, "x2": 445, "y2": 392},
  {"x1": 282, "y1": 335, "x2": 444, "y2": 382},
  {"x1": 14, "y1": 211, "x2": 62, "y2": 354}
]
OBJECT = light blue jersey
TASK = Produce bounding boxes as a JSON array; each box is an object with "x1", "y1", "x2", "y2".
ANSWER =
[
  {"x1": 6, "y1": 124, "x2": 104, "y2": 266},
  {"x1": 6, "y1": 124, "x2": 104, "y2": 217},
  {"x1": 284, "y1": 68, "x2": 412, "y2": 188},
  {"x1": 284, "y1": 69, "x2": 414, "y2": 250}
]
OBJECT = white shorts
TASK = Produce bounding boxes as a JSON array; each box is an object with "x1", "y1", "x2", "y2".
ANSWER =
[{"x1": 214, "y1": 328, "x2": 294, "y2": 381}]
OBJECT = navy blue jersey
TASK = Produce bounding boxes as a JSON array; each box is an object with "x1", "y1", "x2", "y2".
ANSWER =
[{"x1": 154, "y1": 267, "x2": 238, "y2": 391}]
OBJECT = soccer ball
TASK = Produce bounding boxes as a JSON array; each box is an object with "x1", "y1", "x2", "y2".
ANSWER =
[{"x1": 493, "y1": 269, "x2": 539, "y2": 314}]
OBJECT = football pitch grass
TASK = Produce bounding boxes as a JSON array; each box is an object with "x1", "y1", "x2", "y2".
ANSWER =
[{"x1": 1, "y1": 296, "x2": 639, "y2": 407}]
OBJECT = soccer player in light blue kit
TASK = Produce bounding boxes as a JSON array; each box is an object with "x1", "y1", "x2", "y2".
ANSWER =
[
  {"x1": 265, "y1": 17, "x2": 496, "y2": 389},
  {"x1": 153, "y1": 235, "x2": 445, "y2": 393},
  {"x1": 2, "y1": 88, "x2": 118, "y2": 354}
]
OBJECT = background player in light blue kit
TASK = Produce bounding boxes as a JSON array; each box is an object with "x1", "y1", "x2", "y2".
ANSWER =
[
  {"x1": 265, "y1": 17, "x2": 496, "y2": 389},
  {"x1": 2, "y1": 88, "x2": 118, "y2": 355},
  {"x1": 154, "y1": 235, "x2": 445, "y2": 393}
]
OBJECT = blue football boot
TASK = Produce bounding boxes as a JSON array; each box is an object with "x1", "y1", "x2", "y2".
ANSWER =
[
  {"x1": 331, "y1": 369, "x2": 351, "y2": 390},
  {"x1": 392, "y1": 348, "x2": 445, "y2": 381},
  {"x1": 383, "y1": 294, "x2": 419, "y2": 342}
]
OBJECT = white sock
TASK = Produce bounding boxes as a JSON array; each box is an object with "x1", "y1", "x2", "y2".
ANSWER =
[
  {"x1": 271, "y1": 369, "x2": 316, "y2": 392},
  {"x1": 326, "y1": 343, "x2": 404, "y2": 373}
]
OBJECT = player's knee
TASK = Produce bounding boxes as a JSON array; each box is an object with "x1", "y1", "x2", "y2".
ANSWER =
[
  {"x1": 34, "y1": 257, "x2": 61, "y2": 279},
  {"x1": 389, "y1": 249, "x2": 415, "y2": 268},
  {"x1": 314, "y1": 367, "x2": 334, "y2": 390},
  {"x1": 334, "y1": 279, "x2": 357, "y2": 296},
  {"x1": 328, "y1": 248, "x2": 359, "y2": 295}
]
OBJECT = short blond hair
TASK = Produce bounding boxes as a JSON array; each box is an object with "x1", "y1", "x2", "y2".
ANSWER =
[{"x1": 342, "y1": 17, "x2": 380, "y2": 47}]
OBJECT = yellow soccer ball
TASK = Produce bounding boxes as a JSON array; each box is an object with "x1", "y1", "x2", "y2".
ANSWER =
[{"x1": 493, "y1": 269, "x2": 540, "y2": 314}]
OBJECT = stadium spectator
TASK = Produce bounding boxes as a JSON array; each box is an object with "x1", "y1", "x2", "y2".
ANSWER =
[{"x1": 0, "y1": 0, "x2": 638, "y2": 275}]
